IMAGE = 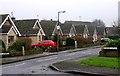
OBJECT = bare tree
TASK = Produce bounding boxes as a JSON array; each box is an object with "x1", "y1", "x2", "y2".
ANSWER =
[{"x1": 92, "y1": 19, "x2": 105, "y2": 27}]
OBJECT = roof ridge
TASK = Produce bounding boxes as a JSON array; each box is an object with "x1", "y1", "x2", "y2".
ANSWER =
[
  {"x1": 15, "y1": 19, "x2": 38, "y2": 21},
  {"x1": 0, "y1": 14, "x2": 9, "y2": 16}
]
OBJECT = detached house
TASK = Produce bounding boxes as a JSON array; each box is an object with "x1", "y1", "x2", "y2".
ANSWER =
[
  {"x1": 15, "y1": 19, "x2": 45, "y2": 44},
  {"x1": 60, "y1": 23, "x2": 76, "y2": 39},
  {"x1": 87, "y1": 25, "x2": 96, "y2": 41},
  {"x1": 0, "y1": 14, "x2": 21, "y2": 48},
  {"x1": 93, "y1": 26, "x2": 106, "y2": 41},
  {"x1": 106, "y1": 26, "x2": 120, "y2": 36},
  {"x1": 65, "y1": 21, "x2": 90, "y2": 38},
  {"x1": 74, "y1": 24, "x2": 85, "y2": 37},
  {"x1": 40, "y1": 20, "x2": 63, "y2": 39}
]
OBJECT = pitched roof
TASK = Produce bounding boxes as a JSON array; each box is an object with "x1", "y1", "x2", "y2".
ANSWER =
[
  {"x1": 65, "y1": 21, "x2": 92, "y2": 25},
  {"x1": 15, "y1": 19, "x2": 40, "y2": 35},
  {"x1": 40, "y1": 20, "x2": 57, "y2": 35},
  {"x1": 0, "y1": 14, "x2": 12, "y2": 33},
  {"x1": 0, "y1": 14, "x2": 19, "y2": 34},
  {"x1": 1, "y1": 25, "x2": 12, "y2": 33},
  {"x1": 0, "y1": 14, "x2": 9, "y2": 25},
  {"x1": 60, "y1": 23, "x2": 72, "y2": 35},
  {"x1": 96, "y1": 26, "x2": 105, "y2": 35},
  {"x1": 87, "y1": 25, "x2": 96, "y2": 36},
  {"x1": 74, "y1": 24, "x2": 85, "y2": 35}
]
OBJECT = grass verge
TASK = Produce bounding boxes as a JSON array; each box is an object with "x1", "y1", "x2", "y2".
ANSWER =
[{"x1": 76, "y1": 57, "x2": 120, "y2": 69}]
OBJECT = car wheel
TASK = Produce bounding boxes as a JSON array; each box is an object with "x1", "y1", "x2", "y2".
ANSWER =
[
  {"x1": 34, "y1": 46, "x2": 37, "y2": 48},
  {"x1": 49, "y1": 46, "x2": 52, "y2": 48},
  {"x1": 48, "y1": 46, "x2": 52, "y2": 49}
]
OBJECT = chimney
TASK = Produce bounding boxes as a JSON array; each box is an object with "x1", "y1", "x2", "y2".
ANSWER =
[
  {"x1": 11, "y1": 12, "x2": 15, "y2": 21},
  {"x1": 11, "y1": 17, "x2": 15, "y2": 21},
  {"x1": 50, "y1": 19, "x2": 53, "y2": 21}
]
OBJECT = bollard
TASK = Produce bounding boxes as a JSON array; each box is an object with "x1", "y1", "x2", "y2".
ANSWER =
[
  {"x1": 22, "y1": 46, "x2": 25, "y2": 56},
  {"x1": 75, "y1": 41, "x2": 77, "y2": 49}
]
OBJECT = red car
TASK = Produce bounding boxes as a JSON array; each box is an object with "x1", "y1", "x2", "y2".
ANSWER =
[{"x1": 32, "y1": 40, "x2": 56, "y2": 48}]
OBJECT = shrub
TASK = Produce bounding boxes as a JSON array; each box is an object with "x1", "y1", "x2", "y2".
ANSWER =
[
  {"x1": 44, "y1": 36, "x2": 49, "y2": 40},
  {"x1": 0, "y1": 47, "x2": 6, "y2": 53},
  {"x1": 75, "y1": 36, "x2": 93, "y2": 47},
  {"x1": 106, "y1": 35, "x2": 120, "y2": 40},
  {"x1": 53, "y1": 34, "x2": 58, "y2": 42},
  {"x1": 31, "y1": 47, "x2": 43, "y2": 53},
  {"x1": 0, "y1": 39, "x2": 6, "y2": 48},
  {"x1": 8, "y1": 38, "x2": 32, "y2": 51},
  {"x1": 66, "y1": 38, "x2": 75, "y2": 46},
  {"x1": 40, "y1": 46, "x2": 46, "y2": 52},
  {"x1": 9, "y1": 49, "x2": 17, "y2": 57},
  {"x1": 53, "y1": 34, "x2": 62, "y2": 47},
  {"x1": 105, "y1": 40, "x2": 120, "y2": 47}
]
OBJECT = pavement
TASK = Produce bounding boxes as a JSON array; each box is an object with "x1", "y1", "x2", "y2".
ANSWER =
[
  {"x1": 50, "y1": 61, "x2": 120, "y2": 76},
  {"x1": 2, "y1": 46, "x2": 94, "y2": 64},
  {"x1": 2, "y1": 46, "x2": 118, "y2": 76}
]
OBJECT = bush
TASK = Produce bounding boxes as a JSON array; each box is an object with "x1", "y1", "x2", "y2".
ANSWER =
[
  {"x1": 105, "y1": 40, "x2": 120, "y2": 47},
  {"x1": 31, "y1": 47, "x2": 43, "y2": 53},
  {"x1": 75, "y1": 36, "x2": 93, "y2": 47},
  {"x1": 44, "y1": 36, "x2": 50, "y2": 40},
  {"x1": 53, "y1": 34, "x2": 62, "y2": 47},
  {"x1": 66, "y1": 38, "x2": 75, "y2": 46},
  {"x1": 8, "y1": 38, "x2": 32, "y2": 51},
  {"x1": 40, "y1": 46, "x2": 46, "y2": 52},
  {"x1": 0, "y1": 47, "x2": 6, "y2": 53},
  {"x1": 0, "y1": 39, "x2": 6, "y2": 48},
  {"x1": 9, "y1": 50, "x2": 17, "y2": 57},
  {"x1": 106, "y1": 35, "x2": 120, "y2": 40}
]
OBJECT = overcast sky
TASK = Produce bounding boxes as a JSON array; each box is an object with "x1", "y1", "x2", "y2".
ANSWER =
[{"x1": 0, "y1": 0, "x2": 119, "y2": 27}]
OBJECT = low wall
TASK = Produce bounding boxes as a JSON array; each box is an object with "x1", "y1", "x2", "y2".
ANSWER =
[{"x1": 99, "y1": 47, "x2": 120, "y2": 57}]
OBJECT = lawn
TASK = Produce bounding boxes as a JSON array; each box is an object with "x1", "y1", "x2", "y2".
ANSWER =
[{"x1": 76, "y1": 57, "x2": 120, "y2": 69}]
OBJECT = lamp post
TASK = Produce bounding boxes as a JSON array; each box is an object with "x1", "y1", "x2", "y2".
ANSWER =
[{"x1": 57, "y1": 11, "x2": 66, "y2": 52}]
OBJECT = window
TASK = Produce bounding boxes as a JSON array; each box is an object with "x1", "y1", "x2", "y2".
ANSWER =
[{"x1": 8, "y1": 36, "x2": 14, "y2": 43}]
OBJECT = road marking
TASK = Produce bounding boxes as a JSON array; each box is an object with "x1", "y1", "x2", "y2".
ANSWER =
[
  {"x1": 3, "y1": 63, "x2": 26, "y2": 68},
  {"x1": 65, "y1": 52, "x2": 77, "y2": 56},
  {"x1": 3, "y1": 66, "x2": 12, "y2": 68},
  {"x1": 38, "y1": 60, "x2": 44, "y2": 62},
  {"x1": 15, "y1": 63, "x2": 25, "y2": 66},
  {"x1": 38, "y1": 57, "x2": 58, "y2": 62},
  {"x1": 81, "y1": 51, "x2": 86, "y2": 54}
]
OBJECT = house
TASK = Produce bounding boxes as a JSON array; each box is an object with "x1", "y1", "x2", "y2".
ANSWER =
[
  {"x1": 40, "y1": 20, "x2": 63, "y2": 40},
  {"x1": 65, "y1": 21, "x2": 90, "y2": 38},
  {"x1": 74, "y1": 24, "x2": 85, "y2": 37},
  {"x1": 93, "y1": 26, "x2": 106, "y2": 41},
  {"x1": 60, "y1": 22, "x2": 76, "y2": 40},
  {"x1": 86, "y1": 25, "x2": 97, "y2": 42},
  {"x1": 63, "y1": 20, "x2": 107, "y2": 42},
  {"x1": 14, "y1": 19, "x2": 45, "y2": 44},
  {"x1": 106, "y1": 27, "x2": 114, "y2": 35},
  {"x1": 0, "y1": 14, "x2": 21, "y2": 48}
]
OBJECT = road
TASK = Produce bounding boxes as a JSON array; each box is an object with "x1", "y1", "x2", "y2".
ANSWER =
[{"x1": 2, "y1": 47, "x2": 100, "y2": 75}]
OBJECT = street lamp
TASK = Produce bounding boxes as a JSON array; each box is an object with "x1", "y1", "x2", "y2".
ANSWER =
[{"x1": 57, "y1": 11, "x2": 66, "y2": 52}]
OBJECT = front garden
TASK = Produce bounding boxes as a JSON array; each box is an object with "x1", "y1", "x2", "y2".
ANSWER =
[
  {"x1": 1, "y1": 36, "x2": 97, "y2": 58},
  {"x1": 76, "y1": 37, "x2": 120, "y2": 69},
  {"x1": 1, "y1": 38, "x2": 43, "y2": 57},
  {"x1": 100, "y1": 39, "x2": 120, "y2": 57},
  {"x1": 76, "y1": 57, "x2": 120, "y2": 69}
]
